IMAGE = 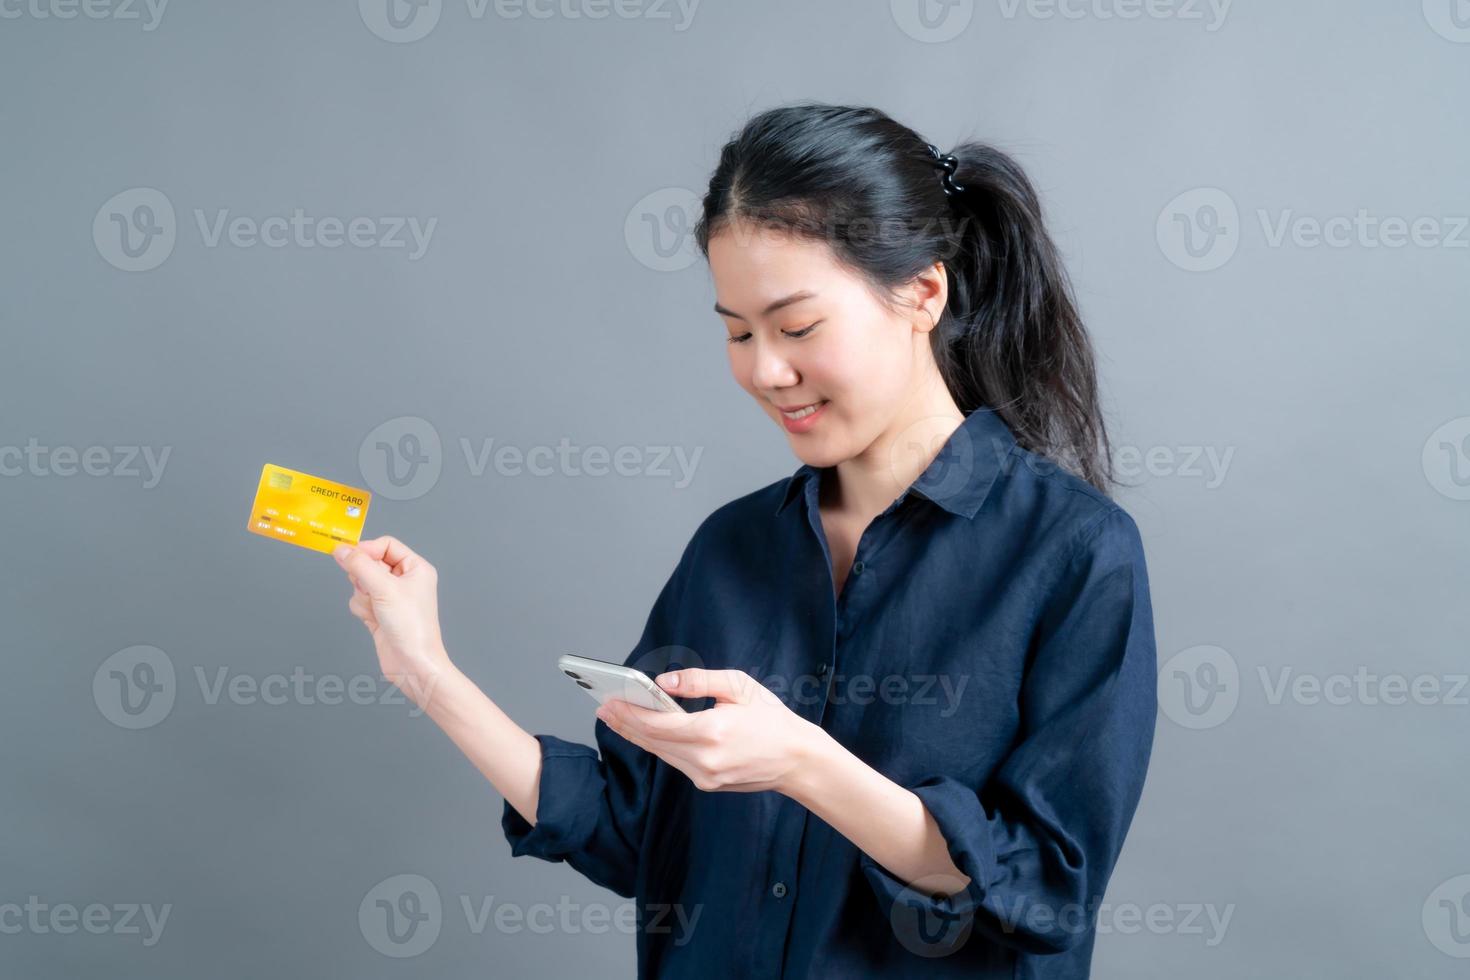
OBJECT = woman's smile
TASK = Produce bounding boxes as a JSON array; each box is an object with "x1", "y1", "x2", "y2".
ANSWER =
[{"x1": 778, "y1": 399, "x2": 829, "y2": 432}]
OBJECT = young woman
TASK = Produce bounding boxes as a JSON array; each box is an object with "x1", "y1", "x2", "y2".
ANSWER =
[{"x1": 333, "y1": 103, "x2": 1157, "y2": 978}]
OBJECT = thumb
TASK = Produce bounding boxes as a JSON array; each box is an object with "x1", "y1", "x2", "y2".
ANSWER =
[
  {"x1": 334, "y1": 545, "x2": 395, "y2": 595},
  {"x1": 656, "y1": 668, "x2": 757, "y2": 704}
]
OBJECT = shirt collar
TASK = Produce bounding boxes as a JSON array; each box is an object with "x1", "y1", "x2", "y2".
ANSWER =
[{"x1": 774, "y1": 406, "x2": 1017, "y2": 520}]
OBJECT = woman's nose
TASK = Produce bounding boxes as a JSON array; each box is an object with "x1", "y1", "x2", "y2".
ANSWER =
[{"x1": 749, "y1": 342, "x2": 797, "y2": 391}]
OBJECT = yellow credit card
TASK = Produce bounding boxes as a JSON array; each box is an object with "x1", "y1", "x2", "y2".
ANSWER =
[{"x1": 246, "y1": 463, "x2": 371, "y2": 555}]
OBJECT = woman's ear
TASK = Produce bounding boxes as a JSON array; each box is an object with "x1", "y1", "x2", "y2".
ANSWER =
[{"x1": 901, "y1": 260, "x2": 948, "y2": 335}]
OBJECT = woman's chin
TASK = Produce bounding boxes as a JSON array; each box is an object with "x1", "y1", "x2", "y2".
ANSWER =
[{"x1": 790, "y1": 439, "x2": 847, "y2": 469}]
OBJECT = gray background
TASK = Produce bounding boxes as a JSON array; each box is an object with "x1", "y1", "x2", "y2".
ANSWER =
[{"x1": 3, "y1": 0, "x2": 1468, "y2": 976}]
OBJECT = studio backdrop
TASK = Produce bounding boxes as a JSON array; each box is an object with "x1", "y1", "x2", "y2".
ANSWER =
[{"x1": 2, "y1": 1, "x2": 1467, "y2": 977}]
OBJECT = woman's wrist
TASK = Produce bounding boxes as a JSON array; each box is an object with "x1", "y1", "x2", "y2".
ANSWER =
[
  {"x1": 780, "y1": 718, "x2": 843, "y2": 804},
  {"x1": 402, "y1": 648, "x2": 467, "y2": 718}
]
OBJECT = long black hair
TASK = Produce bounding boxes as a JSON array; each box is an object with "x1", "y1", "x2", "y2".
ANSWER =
[{"x1": 693, "y1": 103, "x2": 1114, "y2": 493}]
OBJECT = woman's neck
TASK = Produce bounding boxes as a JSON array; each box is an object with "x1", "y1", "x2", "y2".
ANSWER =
[{"x1": 821, "y1": 369, "x2": 965, "y2": 521}]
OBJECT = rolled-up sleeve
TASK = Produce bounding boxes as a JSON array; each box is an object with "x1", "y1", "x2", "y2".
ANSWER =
[
  {"x1": 860, "y1": 507, "x2": 1157, "y2": 955},
  {"x1": 500, "y1": 539, "x2": 695, "y2": 899}
]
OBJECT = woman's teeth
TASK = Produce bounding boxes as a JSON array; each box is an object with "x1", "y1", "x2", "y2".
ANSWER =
[{"x1": 782, "y1": 401, "x2": 826, "y2": 419}]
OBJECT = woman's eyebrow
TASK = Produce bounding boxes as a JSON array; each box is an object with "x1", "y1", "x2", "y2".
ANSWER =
[{"x1": 713, "y1": 290, "x2": 817, "y2": 321}]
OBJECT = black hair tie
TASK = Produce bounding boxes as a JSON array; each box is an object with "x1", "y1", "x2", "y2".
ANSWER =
[{"x1": 925, "y1": 142, "x2": 965, "y2": 196}]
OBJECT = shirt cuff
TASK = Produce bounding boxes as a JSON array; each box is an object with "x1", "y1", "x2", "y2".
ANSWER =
[
  {"x1": 858, "y1": 776, "x2": 992, "y2": 953},
  {"x1": 500, "y1": 733, "x2": 605, "y2": 861}
]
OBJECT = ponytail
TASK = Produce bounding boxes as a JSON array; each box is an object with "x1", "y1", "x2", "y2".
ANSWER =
[{"x1": 937, "y1": 143, "x2": 1113, "y2": 490}]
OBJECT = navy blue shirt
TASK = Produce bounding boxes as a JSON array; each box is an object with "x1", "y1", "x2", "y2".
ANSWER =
[{"x1": 502, "y1": 406, "x2": 1157, "y2": 978}]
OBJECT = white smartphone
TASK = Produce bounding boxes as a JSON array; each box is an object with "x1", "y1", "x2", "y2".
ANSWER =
[{"x1": 557, "y1": 654, "x2": 686, "y2": 713}]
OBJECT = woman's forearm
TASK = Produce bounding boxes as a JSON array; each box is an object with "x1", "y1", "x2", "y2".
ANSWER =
[
  {"x1": 413, "y1": 653, "x2": 972, "y2": 891},
  {"x1": 417, "y1": 653, "x2": 545, "y2": 826},
  {"x1": 783, "y1": 725, "x2": 972, "y2": 898}
]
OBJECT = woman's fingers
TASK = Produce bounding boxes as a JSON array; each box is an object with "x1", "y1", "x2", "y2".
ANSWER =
[
  {"x1": 354, "y1": 535, "x2": 421, "y2": 573},
  {"x1": 636, "y1": 709, "x2": 704, "y2": 741},
  {"x1": 602, "y1": 710, "x2": 698, "y2": 766},
  {"x1": 348, "y1": 592, "x2": 378, "y2": 628},
  {"x1": 335, "y1": 545, "x2": 395, "y2": 593},
  {"x1": 601, "y1": 699, "x2": 703, "y2": 742},
  {"x1": 598, "y1": 705, "x2": 650, "y2": 748},
  {"x1": 657, "y1": 668, "x2": 763, "y2": 705}
]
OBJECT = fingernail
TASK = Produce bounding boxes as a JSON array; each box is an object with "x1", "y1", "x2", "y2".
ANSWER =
[
  {"x1": 333, "y1": 545, "x2": 352, "y2": 563},
  {"x1": 658, "y1": 672, "x2": 679, "y2": 689}
]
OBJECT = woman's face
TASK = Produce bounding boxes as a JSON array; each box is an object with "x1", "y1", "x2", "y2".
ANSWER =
[{"x1": 707, "y1": 221, "x2": 943, "y2": 469}]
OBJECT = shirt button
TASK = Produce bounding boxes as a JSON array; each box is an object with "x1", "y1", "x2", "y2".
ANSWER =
[
  {"x1": 771, "y1": 882, "x2": 788, "y2": 899},
  {"x1": 851, "y1": 560, "x2": 865, "y2": 576}
]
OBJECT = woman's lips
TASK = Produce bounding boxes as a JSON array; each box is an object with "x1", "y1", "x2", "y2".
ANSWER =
[{"x1": 779, "y1": 399, "x2": 829, "y2": 433}]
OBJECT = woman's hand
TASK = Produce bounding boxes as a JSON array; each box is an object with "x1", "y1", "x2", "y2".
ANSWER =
[
  {"x1": 595, "y1": 668, "x2": 828, "y2": 796},
  {"x1": 334, "y1": 536, "x2": 454, "y2": 710}
]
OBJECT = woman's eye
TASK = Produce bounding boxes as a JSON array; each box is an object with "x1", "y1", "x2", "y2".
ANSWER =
[{"x1": 725, "y1": 322, "x2": 821, "y2": 346}]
